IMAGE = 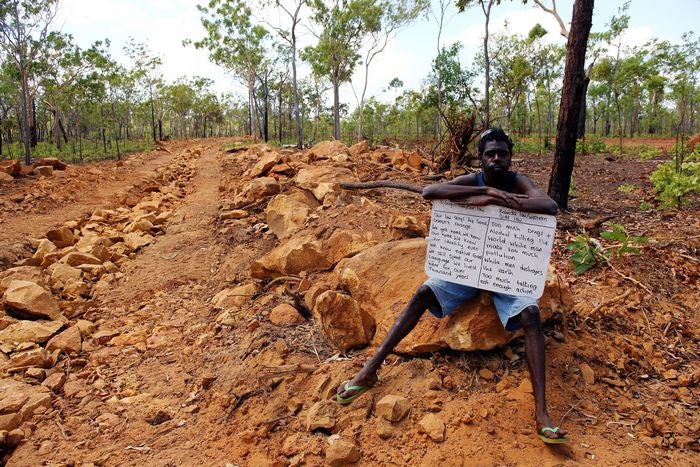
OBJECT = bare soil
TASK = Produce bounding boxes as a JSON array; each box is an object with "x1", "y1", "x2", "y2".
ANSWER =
[{"x1": 1, "y1": 138, "x2": 697, "y2": 466}]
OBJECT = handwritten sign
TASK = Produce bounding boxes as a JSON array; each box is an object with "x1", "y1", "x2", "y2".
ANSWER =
[{"x1": 425, "y1": 201, "x2": 556, "y2": 298}]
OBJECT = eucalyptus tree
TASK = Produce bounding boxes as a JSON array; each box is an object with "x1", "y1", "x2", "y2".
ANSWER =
[
  {"x1": 547, "y1": 0, "x2": 594, "y2": 211},
  {"x1": 455, "y1": 0, "x2": 499, "y2": 127},
  {"x1": 488, "y1": 28, "x2": 540, "y2": 133},
  {"x1": 657, "y1": 32, "x2": 700, "y2": 163},
  {"x1": 0, "y1": 0, "x2": 57, "y2": 163},
  {"x1": 262, "y1": 0, "x2": 307, "y2": 147},
  {"x1": 163, "y1": 79, "x2": 196, "y2": 138},
  {"x1": 302, "y1": 0, "x2": 381, "y2": 140},
  {"x1": 190, "y1": 0, "x2": 269, "y2": 139},
  {"x1": 0, "y1": 62, "x2": 17, "y2": 156},
  {"x1": 124, "y1": 39, "x2": 162, "y2": 143},
  {"x1": 39, "y1": 33, "x2": 110, "y2": 151},
  {"x1": 354, "y1": 0, "x2": 429, "y2": 140}
]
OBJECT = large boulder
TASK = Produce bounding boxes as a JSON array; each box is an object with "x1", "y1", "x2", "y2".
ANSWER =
[
  {"x1": 0, "y1": 320, "x2": 63, "y2": 345},
  {"x1": 232, "y1": 177, "x2": 280, "y2": 208},
  {"x1": 250, "y1": 229, "x2": 377, "y2": 279},
  {"x1": 251, "y1": 235, "x2": 329, "y2": 279},
  {"x1": 295, "y1": 166, "x2": 358, "y2": 202},
  {"x1": 389, "y1": 150, "x2": 422, "y2": 171},
  {"x1": 2, "y1": 280, "x2": 62, "y2": 321},
  {"x1": 32, "y1": 239, "x2": 57, "y2": 263},
  {"x1": 45, "y1": 326, "x2": 82, "y2": 354},
  {"x1": 32, "y1": 166, "x2": 53, "y2": 177},
  {"x1": 49, "y1": 263, "x2": 82, "y2": 286},
  {"x1": 31, "y1": 158, "x2": 67, "y2": 171},
  {"x1": 334, "y1": 238, "x2": 572, "y2": 353},
  {"x1": 248, "y1": 150, "x2": 282, "y2": 177},
  {"x1": 348, "y1": 140, "x2": 369, "y2": 157},
  {"x1": 0, "y1": 160, "x2": 21, "y2": 177},
  {"x1": 46, "y1": 226, "x2": 75, "y2": 248},
  {"x1": 312, "y1": 291, "x2": 374, "y2": 351},
  {"x1": 0, "y1": 267, "x2": 44, "y2": 295},
  {"x1": 307, "y1": 140, "x2": 347, "y2": 160},
  {"x1": 266, "y1": 189, "x2": 320, "y2": 239},
  {"x1": 0, "y1": 379, "x2": 52, "y2": 433}
]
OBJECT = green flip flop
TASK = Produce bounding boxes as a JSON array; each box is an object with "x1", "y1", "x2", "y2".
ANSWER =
[
  {"x1": 539, "y1": 426, "x2": 569, "y2": 444},
  {"x1": 334, "y1": 375, "x2": 380, "y2": 405},
  {"x1": 335, "y1": 382, "x2": 370, "y2": 405}
]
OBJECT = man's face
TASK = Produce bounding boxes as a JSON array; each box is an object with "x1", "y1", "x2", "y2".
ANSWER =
[{"x1": 480, "y1": 140, "x2": 512, "y2": 174}]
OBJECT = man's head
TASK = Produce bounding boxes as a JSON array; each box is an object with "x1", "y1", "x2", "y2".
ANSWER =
[
  {"x1": 477, "y1": 128, "x2": 513, "y2": 155},
  {"x1": 478, "y1": 128, "x2": 513, "y2": 174}
]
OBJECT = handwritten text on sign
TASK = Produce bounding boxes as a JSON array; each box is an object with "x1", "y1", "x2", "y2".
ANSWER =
[{"x1": 425, "y1": 201, "x2": 556, "y2": 298}]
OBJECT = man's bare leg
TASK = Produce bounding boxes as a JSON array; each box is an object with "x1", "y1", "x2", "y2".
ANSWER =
[
  {"x1": 336, "y1": 285, "x2": 438, "y2": 399},
  {"x1": 521, "y1": 305, "x2": 567, "y2": 439}
]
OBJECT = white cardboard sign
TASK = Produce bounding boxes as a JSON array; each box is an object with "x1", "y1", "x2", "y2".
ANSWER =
[{"x1": 425, "y1": 201, "x2": 557, "y2": 298}]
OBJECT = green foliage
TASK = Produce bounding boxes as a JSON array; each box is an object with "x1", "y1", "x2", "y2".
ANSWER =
[
  {"x1": 617, "y1": 183, "x2": 637, "y2": 193},
  {"x1": 566, "y1": 234, "x2": 601, "y2": 274},
  {"x1": 511, "y1": 139, "x2": 533, "y2": 154},
  {"x1": 576, "y1": 136, "x2": 607, "y2": 155},
  {"x1": 600, "y1": 223, "x2": 648, "y2": 258},
  {"x1": 635, "y1": 144, "x2": 662, "y2": 160},
  {"x1": 567, "y1": 224, "x2": 647, "y2": 274},
  {"x1": 639, "y1": 201, "x2": 652, "y2": 211},
  {"x1": 650, "y1": 160, "x2": 700, "y2": 207}
]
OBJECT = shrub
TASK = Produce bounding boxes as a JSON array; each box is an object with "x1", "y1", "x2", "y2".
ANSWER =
[
  {"x1": 617, "y1": 183, "x2": 637, "y2": 193},
  {"x1": 567, "y1": 224, "x2": 648, "y2": 274},
  {"x1": 650, "y1": 160, "x2": 700, "y2": 207}
]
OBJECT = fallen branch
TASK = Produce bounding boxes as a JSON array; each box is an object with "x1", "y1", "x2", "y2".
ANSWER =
[
  {"x1": 340, "y1": 180, "x2": 423, "y2": 194},
  {"x1": 263, "y1": 275, "x2": 301, "y2": 291},
  {"x1": 606, "y1": 261, "x2": 652, "y2": 295}
]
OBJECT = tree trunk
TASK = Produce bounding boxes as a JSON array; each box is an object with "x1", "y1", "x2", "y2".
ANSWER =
[
  {"x1": 150, "y1": 90, "x2": 157, "y2": 143},
  {"x1": 332, "y1": 75, "x2": 340, "y2": 140},
  {"x1": 576, "y1": 73, "x2": 590, "y2": 139},
  {"x1": 482, "y1": 0, "x2": 494, "y2": 127},
  {"x1": 547, "y1": 0, "x2": 594, "y2": 211},
  {"x1": 292, "y1": 34, "x2": 302, "y2": 148}
]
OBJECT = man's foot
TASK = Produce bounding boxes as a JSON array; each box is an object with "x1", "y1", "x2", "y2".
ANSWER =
[
  {"x1": 537, "y1": 414, "x2": 568, "y2": 444},
  {"x1": 335, "y1": 373, "x2": 379, "y2": 405}
]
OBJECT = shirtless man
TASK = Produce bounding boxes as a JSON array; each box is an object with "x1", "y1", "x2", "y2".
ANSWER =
[{"x1": 335, "y1": 128, "x2": 568, "y2": 443}]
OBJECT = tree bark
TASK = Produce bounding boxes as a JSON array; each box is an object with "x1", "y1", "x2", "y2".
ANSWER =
[
  {"x1": 576, "y1": 73, "x2": 590, "y2": 139},
  {"x1": 482, "y1": 0, "x2": 494, "y2": 127},
  {"x1": 547, "y1": 0, "x2": 594, "y2": 211},
  {"x1": 332, "y1": 75, "x2": 340, "y2": 140}
]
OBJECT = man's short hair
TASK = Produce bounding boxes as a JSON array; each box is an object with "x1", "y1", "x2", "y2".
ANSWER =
[{"x1": 478, "y1": 128, "x2": 513, "y2": 155}]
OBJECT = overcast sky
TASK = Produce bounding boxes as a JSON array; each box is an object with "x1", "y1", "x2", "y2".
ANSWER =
[{"x1": 53, "y1": 0, "x2": 700, "y2": 106}]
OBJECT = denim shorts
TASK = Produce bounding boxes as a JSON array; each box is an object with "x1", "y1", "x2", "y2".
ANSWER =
[{"x1": 424, "y1": 278, "x2": 538, "y2": 332}]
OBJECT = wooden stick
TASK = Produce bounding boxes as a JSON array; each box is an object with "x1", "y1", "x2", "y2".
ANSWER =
[{"x1": 340, "y1": 180, "x2": 423, "y2": 194}]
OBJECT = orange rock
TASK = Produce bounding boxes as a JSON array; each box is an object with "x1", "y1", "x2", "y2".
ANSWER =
[
  {"x1": 348, "y1": 140, "x2": 369, "y2": 157},
  {"x1": 335, "y1": 238, "x2": 572, "y2": 353},
  {"x1": 3, "y1": 280, "x2": 62, "y2": 321},
  {"x1": 312, "y1": 291, "x2": 374, "y2": 351},
  {"x1": 0, "y1": 159, "x2": 21, "y2": 177},
  {"x1": 266, "y1": 189, "x2": 320, "y2": 239},
  {"x1": 269, "y1": 303, "x2": 306, "y2": 326},
  {"x1": 307, "y1": 140, "x2": 348, "y2": 160}
]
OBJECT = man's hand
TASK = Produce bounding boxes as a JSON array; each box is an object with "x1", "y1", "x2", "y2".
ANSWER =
[
  {"x1": 454, "y1": 188, "x2": 528, "y2": 209},
  {"x1": 484, "y1": 187, "x2": 528, "y2": 205},
  {"x1": 453, "y1": 195, "x2": 495, "y2": 207}
]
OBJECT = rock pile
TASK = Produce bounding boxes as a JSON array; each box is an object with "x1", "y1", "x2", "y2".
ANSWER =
[
  {"x1": 0, "y1": 148, "x2": 202, "y2": 443},
  {"x1": 215, "y1": 140, "x2": 572, "y2": 355}
]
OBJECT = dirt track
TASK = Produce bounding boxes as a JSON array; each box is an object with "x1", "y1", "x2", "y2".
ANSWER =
[{"x1": 0, "y1": 139, "x2": 698, "y2": 465}]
